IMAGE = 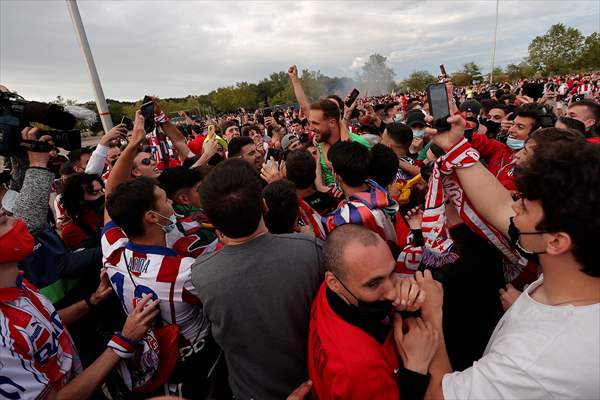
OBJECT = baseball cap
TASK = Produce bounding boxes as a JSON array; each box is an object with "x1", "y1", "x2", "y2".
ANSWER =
[
  {"x1": 405, "y1": 111, "x2": 426, "y2": 128},
  {"x1": 281, "y1": 134, "x2": 300, "y2": 151},
  {"x1": 459, "y1": 99, "x2": 482, "y2": 115}
]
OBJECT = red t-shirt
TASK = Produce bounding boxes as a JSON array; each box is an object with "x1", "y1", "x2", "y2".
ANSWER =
[
  {"x1": 308, "y1": 284, "x2": 400, "y2": 400},
  {"x1": 188, "y1": 135, "x2": 206, "y2": 155},
  {"x1": 471, "y1": 133, "x2": 515, "y2": 190}
]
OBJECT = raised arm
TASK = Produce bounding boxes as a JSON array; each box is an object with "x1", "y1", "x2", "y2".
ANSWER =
[
  {"x1": 85, "y1": 124, "x2": 128, "y2": 175},
  {"x1": 151, "y1": 97, "x2": 190, "y2": 161},
  {"x1": 104, "y1": 111, "x2": 145, "y2": 224},
  {"x1": 431, "y1": 114, "x2": 514, "y2": 236},
  {"x1": 288, "y1": 65, "x2": 311, "y2": 115}
]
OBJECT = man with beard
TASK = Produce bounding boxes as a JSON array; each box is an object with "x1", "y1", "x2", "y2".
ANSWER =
[{"x1": 308, "y1": 99, "x2": 370, "y2": 186}]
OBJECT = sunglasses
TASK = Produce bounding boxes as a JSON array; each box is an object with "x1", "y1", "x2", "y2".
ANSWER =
[
  {"x1": 140, "y1": 157, "x2": 154, "y2": 166},
  {"x1": 87, "y1": 187, "x2": 105, "y2": 196}
]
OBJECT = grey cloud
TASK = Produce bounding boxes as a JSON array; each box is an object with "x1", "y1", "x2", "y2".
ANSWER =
[{"x1": 1, "y1": 0, "x2": 598, "y2": 102}]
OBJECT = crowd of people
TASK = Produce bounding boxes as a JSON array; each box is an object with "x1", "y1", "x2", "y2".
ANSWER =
[{"x1": 1, "y1": 66, "x2": 599, "y2": 400}]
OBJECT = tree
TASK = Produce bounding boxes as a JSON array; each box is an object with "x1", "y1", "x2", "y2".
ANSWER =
[
  {"x1": 488, "y1": 67, "x2": 509, "y2": 83},
  {"x1": 577, "y1": 32, "x2": 600, "y2": 71},
  {"x1": 402, "y1": 70, "x2": 437, "y2": 91},
  {"x1": 527, "y1": 23, "x2": 584, "y2": 75},
  {"x1": 451, "y1": 72, "x2": 473, "y2": 87},
  {"x1": 461, "y1": 62, "x2": 484, "y2": 83},
  {"x1": 359, "y1": 54, "x2": 396, "y2": 95}
]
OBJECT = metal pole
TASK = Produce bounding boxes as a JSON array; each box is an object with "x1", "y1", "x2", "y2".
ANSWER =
[
  {"x1": 490, "y1": 0, "x2": 500, "y2": 84},
  {"x1": 65, "y1": 0, "x2": 113, "y2": 132}
]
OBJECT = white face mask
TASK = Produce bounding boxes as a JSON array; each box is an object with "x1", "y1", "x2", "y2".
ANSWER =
[
  {"x1": 151, "y1": 211, "x2": 177, "y2": 233},
  {"x1": 506, "y1": 136, "x2": 525, "y2": 150},
  {"x1": 412, "y1": 129, "x2": 425, "y2": 138}
]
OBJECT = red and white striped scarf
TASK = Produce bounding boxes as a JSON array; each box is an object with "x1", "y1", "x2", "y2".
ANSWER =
[{"x1": 423, "y1": 138, "x2": 527, "y2": 281}]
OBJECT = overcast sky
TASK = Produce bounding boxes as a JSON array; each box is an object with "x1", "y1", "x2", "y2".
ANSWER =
[{"x1": 1, "y1": 0, "x2": 598, "y2": 102}]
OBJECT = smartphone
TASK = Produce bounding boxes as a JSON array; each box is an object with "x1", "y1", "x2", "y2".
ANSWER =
[
  {"x1": 120, "y1": 116, "x2": 133, "y2": 131},
  {"x1": 345, "y1": 88, "x2": 360, "y2": 108},
  {"x1": 439, "y1": 64, "x2": 448, "y2": 79},
  {"x1": 426, "y1": 83, "x2": 451, "y2": 132},
  {"x1": 263, "y1": 108, "x2": 272, "y2": 118},
  {"x1": 140, "y1": 96, "x2": 155, "y2": 133}
]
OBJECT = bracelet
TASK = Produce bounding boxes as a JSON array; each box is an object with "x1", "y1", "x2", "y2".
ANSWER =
[
  {"x1": 84, "y1": 295, "x2": 97, "y2": 309},
  {"x1": 107, "y1": 333, "x2": 138, "y2": 359}
]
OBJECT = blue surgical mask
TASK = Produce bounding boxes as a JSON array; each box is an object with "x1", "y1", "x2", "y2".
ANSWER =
[
  {"x1": 506, "y1": 136, "x2": 525, "y2": 150},
  {"x1": 152, "y1": 211, "x2": 177, "y2": 233},
  {"x1": 412, "y1": 129, "x2": 425, "y2": 139},
  {"x1": 394, "y1": 114, "x2": 403, "y2": 123}
]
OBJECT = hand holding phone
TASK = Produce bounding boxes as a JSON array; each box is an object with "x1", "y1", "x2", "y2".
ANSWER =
[
  {"x1": 140, "y1": 96, "x2": 155, "y2": 133},
  {"x1": 345, "y1": 88, "x2": 360, "y2": 108},
  {"x1": 426, "y1": 83, "x2": 451, "y2": 132}
]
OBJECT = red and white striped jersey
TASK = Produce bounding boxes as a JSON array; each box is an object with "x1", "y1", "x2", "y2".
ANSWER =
[
  {"x1": 101, "y1": 221, "x2": 209, "y2": 347},
  {"x1": 0, "y1": 274, "x2": 81, "y2": 400}
]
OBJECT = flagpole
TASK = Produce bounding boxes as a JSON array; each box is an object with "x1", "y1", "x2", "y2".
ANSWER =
[
  {"x1": 490, "y1": 0, "x2": 500, "y2": 84},
  {"x1": 65, "y1": 0, "x2": 113, "y2": 132}
]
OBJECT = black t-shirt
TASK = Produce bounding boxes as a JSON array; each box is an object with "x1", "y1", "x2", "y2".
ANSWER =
[{"x1": 303, "y1": 191, "x2": 339, "y2": 216}]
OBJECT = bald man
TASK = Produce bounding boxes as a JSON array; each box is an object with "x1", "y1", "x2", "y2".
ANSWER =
[{"x1": 308, "y1": 224, "x2": 440, "y2": 400}]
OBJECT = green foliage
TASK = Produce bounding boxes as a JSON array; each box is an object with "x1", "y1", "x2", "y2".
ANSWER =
[
  {"x1": 451, "y1": 72, "x2": 473, "y2": 87},
  {"x1": 488, "y1": 67, "x2": 509, "y2": 83},
  {"x1": 527, "y1": 23, "x2": 584, "y2": 75},
  {"x1": 577, "y1": 32, "x2": 600, "y2": 71},
  {"x1": 400, "y1": 70, "x2": 437, "y2": 91}
]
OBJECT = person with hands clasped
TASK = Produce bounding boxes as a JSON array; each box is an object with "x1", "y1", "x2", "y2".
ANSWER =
[{"x1": 308, "y1": 224, "x2": 440, "y2": 400}]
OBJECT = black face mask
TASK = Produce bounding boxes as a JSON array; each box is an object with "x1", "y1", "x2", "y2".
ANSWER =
[
  {"x1": 84, "y1": 196, "x2": 105, "y2": 212},
  {"x1": 333, "y1": 273, "x2": 394, "y2": 321},
  {"x1": 507, "y1": 217, "x2": 547, "y2": 263},
  {"x1": 484, "y1": 120, "x2": 501, "y2": 137}
]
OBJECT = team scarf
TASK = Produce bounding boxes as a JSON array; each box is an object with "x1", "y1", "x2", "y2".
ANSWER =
[
  {"x1": 322, "y1": 179, "x2": 398, "y2": 242},
  {"x1": 298, "y1": 197, "x2": 327, "y2": 240},
  {"x1": 423, "y1": 138, "x2": 527, "y2": 281}
]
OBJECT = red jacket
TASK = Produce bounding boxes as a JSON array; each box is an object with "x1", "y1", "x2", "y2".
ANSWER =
[
  {"x1": 471, "y1": 133, "x2": 515, "y2": 190},
  {"x1": 308, "y1": 284, "x2": 400, "y2": 400}
]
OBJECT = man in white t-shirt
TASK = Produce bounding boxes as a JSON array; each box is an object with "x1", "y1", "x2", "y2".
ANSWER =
[{"x1": 413, "y1": 112, "x2": 600, "y2": 399}]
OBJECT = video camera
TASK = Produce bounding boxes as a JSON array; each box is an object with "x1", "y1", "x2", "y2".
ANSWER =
[{"x1": 0, "y1": 91, "x2": 81, "y2": 157}]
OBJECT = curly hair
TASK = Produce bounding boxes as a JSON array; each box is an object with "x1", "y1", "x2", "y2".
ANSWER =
[{"x1": 514, "y1": 139, "x2": 600, "y2": 276}]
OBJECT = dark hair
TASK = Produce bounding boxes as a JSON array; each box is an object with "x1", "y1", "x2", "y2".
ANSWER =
[
  {"x1": 386, "y1": 122, "x2": 413, "y2": 150},
  {"x1": 326, "y1": 95, "x2": 344, "y2": 111},
  {"x1": 106, "y1": 177, "x2": 158, "y2": 238},
  {"x1": 480, "y1": 99, "x2": 499, "y2": 115},
  {"x1": 557, "y1": 117, "x2": 586, "y2": 135},
  {"x1": 241, "y1": 124, "x2": 261, "y2": 137},
  {"x1": 199, "y1": 159, "x2": 263, "y2": 238},
  {"x1": 514, "y1": 103, "x2": 545, "y2": 128},
  {"x1": 67, "y1": 147, "x2": 92, "y2": 163},
  {"x1": 358, "y1": 124, "x2": 380, "y2": 137},
  {"x1": 489, "y1": 103, "x2": 508, "y2": 114},
  {"x1": 285, "y1": 149, "x2": 316, "y2": 190},
  {"x1": 221, "y1": 120, "x2": 238, "y2": 134},
  {"x1": 59, "y1": 161, "x2": 77, "y2": 177},
  {"x1": 263, "y1": 180, "x2": 299, "y2": 234},
  {"x1": 228, "y1": 136, "x2": 254, "y2": 158},
  {"x1": 61, "y1": 173, "x2": 104, "y2": 219},
  {"x1": 310, "y1": 99, "x2": 340, "y2": 122},
  {"x1": 515, "y1": 139, "x2": 600, "y2": 276},
  {"x1": 158, "y1": 167, "x2": 203, "y2": 199},
  {"x1": 328, "y1": 140, "x2": 370, "y2": 187},
  {"x1": 369, "y1": 144, "x2": 399, "y2": 188}
]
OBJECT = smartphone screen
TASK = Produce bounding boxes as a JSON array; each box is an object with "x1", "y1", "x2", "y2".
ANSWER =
[
  {"x1": 120, "y1": 116, "x2": 133, "y2": 131},
  {"x1": 427, "y1": 83, "x2": 450, "y2": 120},
  {"x1": 140, "y1": 99, "x2": 155, "y2": 133},
  {"x1": 345, "y1": 88, "x2": 360, "y2": 108}
]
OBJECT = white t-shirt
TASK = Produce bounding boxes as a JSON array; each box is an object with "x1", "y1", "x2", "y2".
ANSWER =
[{"x1": 443, "y1": 275, "x2": 600, "y2": 400}]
